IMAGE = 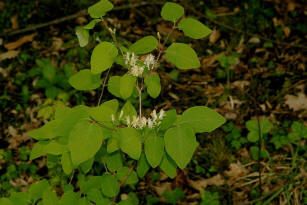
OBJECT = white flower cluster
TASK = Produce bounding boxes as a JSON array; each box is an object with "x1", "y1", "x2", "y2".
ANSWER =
[
  {"x1": 126, "y1": 109, "x2": 165, "y2": 129},
  {"x1": 124, "y1": 52, "x2": 156, "y2": 77}
]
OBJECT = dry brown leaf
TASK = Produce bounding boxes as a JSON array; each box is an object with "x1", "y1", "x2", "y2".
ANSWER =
[
  {"x1": 287, "y1": 2, "x2": 296, "y2": 11},
  {"x1": 248, "y1": 37, "x2": 260, "y2": 44},
  {"x1": 10, "y1": 14, "x2": 19, "y2": 29},
  {"x1": 209, "y1": 28, "x2": 221, "y2": 44},
  {"x1": 153, "y1": 182, "x2": 172, "y2": 196},
  {"x1": 0, "y1": 1, "x2": 4, "y2": 9},
  {"x1": 283, "y1": 26, "x2": 291, "y2": 38},
  {"x1": 4, "y1": 33, "x2": 37, "y2": 50},
  {"x1": 285, "y1": 93, "x2": 307, "y2": 111},
  {"x1": 157, "y1": 24, "x2": 181, "y2": 41},
  {"x1": 224, "y1": 162, "x2": 248, "y2": 185},
  {"x1": 188, "y1": 174, "x2": 225, "y2": 191},
  {"x1": 0, "y1": 50, "x2": 20, "y2": 62}
]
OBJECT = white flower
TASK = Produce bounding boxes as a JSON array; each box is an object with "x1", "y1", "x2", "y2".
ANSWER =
[
  {"x1": 132, "y1": 116, "x2": 138, "y2": 128},
  {"x1": 140, "y1": 117, "x2": 147, "y2": 128},
  {"x1": 147, "y1": 118, "x2": 153, "y2": 128},
  {"x1": 151, "y1": 109, "x2": 157, "y2": 122},
  {"x1": 130, "y1": 53, "x2": 137, "y2": 67},
  {"x1": 126, "y1": 116, "x2": 131, "y2": 127},
  {"x1": 144, "y1": 54, "x2": 155, "y2": 70},
  {"x1": 125, "y1": 52, "x2": 130, "y2": 65},
  {"x1": 119, "y1": 110, "x2": 123, "y2": 120},
  {"x1": 159, "y1": 109, "x2": 165, "y2": 120},
  {"x1": 130, "y1": 65, "x2": 144, "y2": 77}
]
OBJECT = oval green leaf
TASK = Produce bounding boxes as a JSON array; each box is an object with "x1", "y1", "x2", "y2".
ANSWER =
[
  {"x1": 165, "y1": 43, "x2": 200, "y2": 69},
  {"x1": 91, "y1": 42, "x2": 118, "y2": 74},
  {"x1": 161, "y1": 2, "x2": 184, "y2": 22},
  {"x1": 76, "y1": 27, "x2": 89, "y2": 47},
  {"x1": 129, "y1": 36, "x2": 158, "y2": 55},
  {"x1": 119, "y1": 128, "x2": 141, "y2": 160},
  {"x1": 178, "y1": 17, "x2": 212, "y2": 39},
  {"x1": 144, "y1": 73, "x2": 161, "y2": 98},
  {"x1": 69, "y1": 69, "x2": 101, "y2": 91},
  {"x1": 88, "y1": 0, "x2": 113, "y2": 18},
  {"x1": 120, "y1": 74, "x2": 136, "y2": 99},
  {"x1": 181, "y1": 106, "x2": 226, "y2": 133},
  {"x1": 164, "y1": 126, "x2": 198, "y2": 169},
  {"x1": 101, "y1": 173, "x2": 120, "y2": 198}
]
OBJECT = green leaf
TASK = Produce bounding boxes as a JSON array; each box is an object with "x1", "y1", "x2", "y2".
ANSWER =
[
  {"x1": 43, "y1": 63, "x2": 56, "y2": 83},
  {"x1": 69, "y1": 69, "x2": 101, "y2": 91},
  {"x1": 108, "y1": 76, "x2": 121, "y2": 98},
  {"x1": 104, "y1": 151, "x2": 123, "y2": 172},
  {"x1": 129, "y1": 36, "x2": 158, "y2": 55},
  {"x1": 45, "y1": 140, "x2": 67, "y2": 155},
  {"x1": 120, "y1": 74, "x2": 136, "y2": 99},
  {"x1": 68, "y1": 120, "x2": 104, "y2": 166},
  {"x1": 178, "y1": 18, "x2": 212, "y2": 39},
  {"x1": 107, "y1": 138, "x2": 119, "y2": 153},
  {"x1": 160, "y1": 153, "x2": 177, "y2": 178},
  {"x1": 80, "y1": 157, "x2": 94, "y2": 174},
  {"x1": 136, "y1": 152, "x2": 150, "y2": 178},
  {"x1": 60, "y1": 191, "x2": 79, "y2": 205},
  {"x1": 53, "y1": 105, "x2": 90, "y2": 137},
  {"x1": 87, "y1": 189, "x2": 111, "y2": 205},
  {"x1": 28, "y1": 120, "x2": 58, "y2": 140},
  {"x1": 42, "y1": 188, "x2": 59, "y2": 205},
  {"x1": 246, "y1": 119, "x2": 272, "y2": 134},
  {"x1": 61, "y1": 152, "x2": 73, "y2": 175},
  {"x1": 159, "y1": 109, "x2": 177, "y2": 131},
  {"x1": 145, "y1": 134, "x2": 164, "y2": 168},
  {"x1": 9, "y1": 192, "x2": 30, "y2": 205},
  {"x1": 78, "y1": 197, "x2": 90, "y2": 205},
  {"x1": 161, "y1": 2, "x2": 184, "y2": 22},
  {"x1": 0, "y1": 198, "x2": 13, "y2": 205},
  {"x1": 88, "y1": 0, "x2": 113, "y2": 18},
  {"x1": 116, "y1": 167, "x2": 138, "y2": 185},
  {"x1": 181, "y1": 106, "x2": 226, "y2": 133},
  {"x1": 76, "y1": 27, "x2": 89, "y2": 47},
  {"x1": 80, "y1": 176, "x2": 103, "y2": 193},
  {"x1": 119, "y1": 128, "x2": 141, "y2": 160},
  {"x1": 144, "y1": 73, "x2": 161, "y2": 98},
  {"x1": 91, "y1": 42, "x2": 118, "y2": 74},
  {"x1": 101, "y1": 173, "x2": 120, "y2": 197},
  {"x1": 29, "y1": 180, "x2": 50, "y2": 202},
  {"x1": 30, "y1": 141, "x2": 49, "y2": 160},
  {"x1": 121, "y1": 101, "x2": 137, "y2": 121},
  {"x1": 90, "y1": 99, "x2": 118, "y2": 122},
  {"x1": 164, "y1": 126, "x2": 198, "y2": 169},
  {"x1": 83, "y1": 19, "x2": 101, "y2": 29},
  {"x1": 165, "y1": 43, "x2": 200, "y2": 69}
]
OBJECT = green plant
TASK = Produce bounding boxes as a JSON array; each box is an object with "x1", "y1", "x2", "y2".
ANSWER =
[
  {"x1": 216, "y1": 53, "x2": 239, "y2": 90},
  {"x1": 246, "y1": 119, "x2": 271, "y2": 160},
  {"x1": 223, "y1": 122, "x2": 247, "y2": 149},
  {"x1": 200, "y1": 190, "x2": 220, "y2": 205},
  {"x1": 162, "y1": 188, "x2": 185, "y2": 205},
  {"x1": 31, "y1": 59, "x2": 73, "y2": 100},
  {"x1": 0, "y1": 1, "x2": 226, "y2": 204}
]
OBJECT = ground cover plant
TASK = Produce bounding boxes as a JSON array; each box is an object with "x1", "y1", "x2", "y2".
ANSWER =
[{"x1": 0, "y1": 0, "x2": 306, "y2": 204}]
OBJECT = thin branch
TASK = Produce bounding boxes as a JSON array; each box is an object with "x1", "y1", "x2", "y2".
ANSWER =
[
  {"x1": 118, "y1": 163, "x2": 136, "y2": 186},
  {"x1": 3, "y1": 2, "x2": 164, "y2": 37},
  {"x1": 257, "y1": 117, "x2": 263, "y2": 196},
  {"x1": 90, "y1": 118, "x2": 117, "y2": 131},
  {"x1": 97, "y1": 67, "x2": 111, "y2": 106}
]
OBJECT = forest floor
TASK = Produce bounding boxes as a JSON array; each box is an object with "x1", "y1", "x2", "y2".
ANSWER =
[{"x1": 0, "y1": 0, "x2": 306, "y2": 204}]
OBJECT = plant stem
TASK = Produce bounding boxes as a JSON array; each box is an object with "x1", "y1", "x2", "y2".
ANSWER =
[
  {"x1": 97, "y1": 67, "x2": 111, "y2": 106},
  {"x1": 257, "y1": 117, "x2": 263, "y2": 196},
  {"x1": 156, "y1": 23, "x2": 176, "y2": 63}
]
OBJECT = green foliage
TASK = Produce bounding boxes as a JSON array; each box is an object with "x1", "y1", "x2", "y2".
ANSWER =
[
  {"x1": 162, "y1": 188, "x2": 185, "y2": 205},
  {"x1": 246, "y1": 119, "x2": 271, "y2": 142},
  {"x1": 165, "y1": 43, "x2": 200, "y2": 69},
  {"x1": 2, "y1": 1, "x2": 226, "y2": 204},
  {"x1": 129, "y1": 36, "x2": 158, "y2": 55},
  {"x1": 91, "y1": 42, "x2": 118, "y2": 74},
  {"x1": 161, "y1": 2, "x2": 184, "y2": 22},
  {"x1": 200, "y1": 190, "x2": 220, "y2": 205},
  {"x1": 68, "y1": 69, "x2": 101, "y2": 91},
  {"x1": 178, "y1": 17, "x2": 212, "y2": 39}
]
